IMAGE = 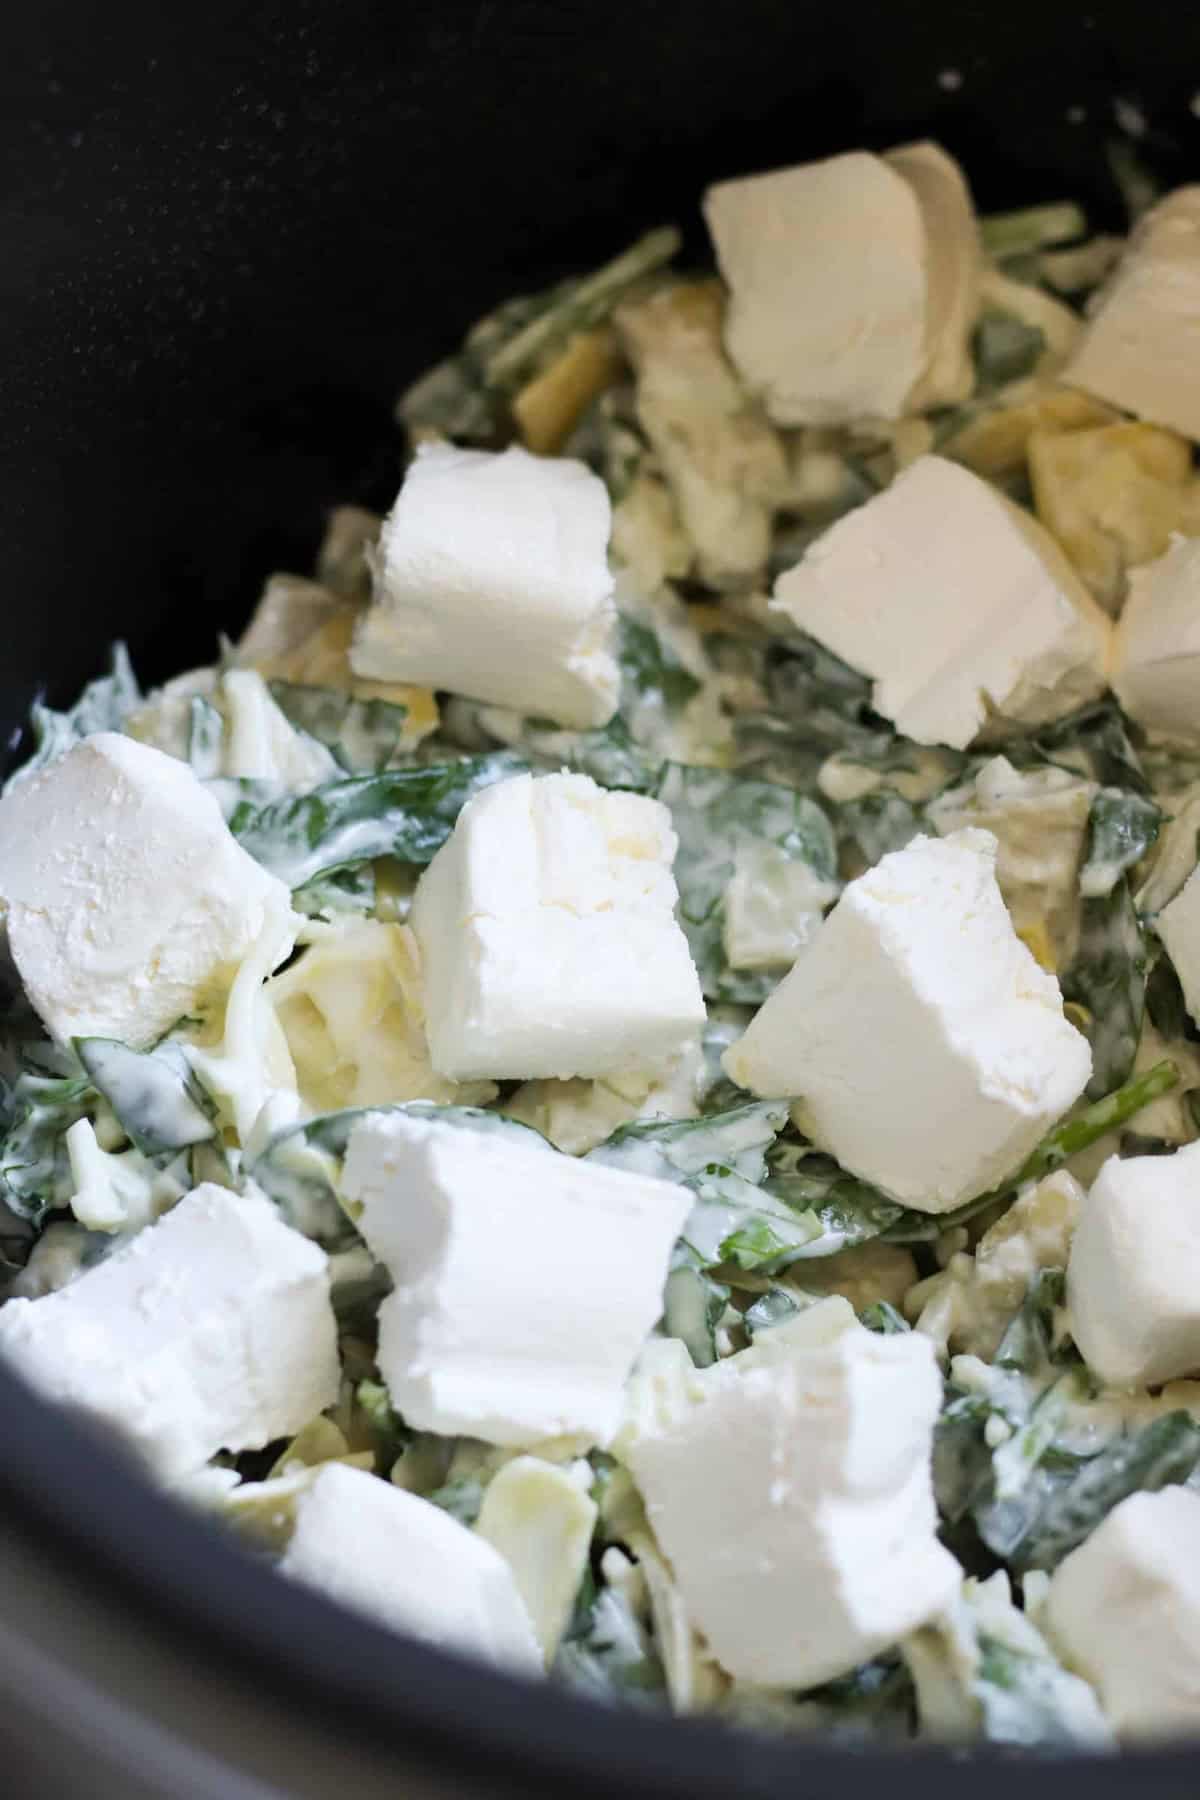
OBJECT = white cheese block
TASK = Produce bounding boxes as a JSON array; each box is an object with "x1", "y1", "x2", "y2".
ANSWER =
[
  {"x1": 280, "y1": 1463, "x2": 541, "y2": 1670},
  {"x1": 703, "y1": 143, "x2": 979, "y2": 426},
  {"x1": 1068, "y1": 1141, "x2": 1200, "y2": 1387},
  {"x1": 0, "y1": 732, "x2": 293, "y2": 1049},
  {"x1": 722, "y1": 830, "x2": 1092, "y2": 1211},
  {"x1": 1044, "y1": 1487, "x2": 1200, "y2": 1737},
  {"x1": 1156, "y1": 862, "x2": 1200, "y2": 1028},
  {"x1": 772, "y1": 456, "x2": 1112, "y2": 749},
  {"x1": 351, "y1": 442, "x2": 619, "y2": 729},
  {"x1": 0, "y1": 1184, "x2": 338, "y2": 1478},
  {"x1": 1064, "y1": 187, "x2": 1200, "y2": 443},
  {"x1": 1111, "y1": 535, "x2": 1200, "y2": 740},
  {"x1": 341, "y1": 1110, "x2": 692, "y2": 1449},
  {"x1": 410, "y1": 770, "x2": 705, "y2": 1082},
  {"x1": 625, "y1": 1299, "x2": 961, "y2": 1688}
]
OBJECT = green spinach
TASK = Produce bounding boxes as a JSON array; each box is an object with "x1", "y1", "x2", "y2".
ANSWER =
[{"x1": 221, "y1": 753, "x2": 525, "y2": 889}]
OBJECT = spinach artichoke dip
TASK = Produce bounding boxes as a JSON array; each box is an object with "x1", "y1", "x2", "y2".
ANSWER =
[{"x1": 3, "y1": 140, "x2": 1200, "y2": 1749}]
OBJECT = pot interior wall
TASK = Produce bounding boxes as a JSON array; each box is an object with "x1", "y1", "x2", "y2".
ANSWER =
[{"x1": 4, "y1": 0, "x2": 1199, "y2": 746}]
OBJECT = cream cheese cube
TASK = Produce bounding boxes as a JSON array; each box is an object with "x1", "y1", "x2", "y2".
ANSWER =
[
  {"x1": 0, "y1": 1184, "x2": 339, "y2": 1479},
  {"x1": 1044, "y1": 1487, "x2": 1200, "y2": 1737},
  {"x1": 341, "y1": 1110, "x2": 692, "y2": 1449},
  {"x1": 1064, "y1": 187, "x2": 1200, "y2": 443},
  {"x1": 722, "y1": 831, "x2": 1092, "y2": 1211},
  {"x1": 624, "y1": 1299, "x2": 961, "y2": 1688},
  {"x1": 280, "y1": 1463, "x2": 541, "y2": 1670},
  {"x1": 1068, "y1": 1142, "x2": 1200, "y2": 1387},
  {"x1": 0, "y1": 733, "x2": 293, "y2": 1049},
  {"x1": 772, "y1": 456, "x2": 1112, "y2": 749},
  {"x1": 351, "y1": 443, "x2": 619, "y2": 729},
  {"x1": 410, "y1": 771, "x2": 705, "y2": 1082},
  {"x1": 703, "y1": 143, "x2": 979, "y2": 426},
  {"x1": 1112, "y1": 535, "x2": 1200, "y2": 740}
]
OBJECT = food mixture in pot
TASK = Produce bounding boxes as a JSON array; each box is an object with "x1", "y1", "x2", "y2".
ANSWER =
[{"x1": 2, "y1": 139, "x2": 1200, "y2": 1747}]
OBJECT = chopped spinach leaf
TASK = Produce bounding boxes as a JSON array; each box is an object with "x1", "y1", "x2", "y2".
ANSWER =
[
  {"x1": 0, "y1": 1069, "x2": 92, "y2": 1226},
  {"x1": 589, "y1": 1102, "x2": 824, "y2": 1275},
  {"x1": 555, "y1": 1581, "x2": 667, "y2": 1705},
  {"x1": 1079, "y1": 788, "x2": 1161, "y2": 899},
  {"x1": 980, "y1": 1411, "x2": 1200, "y2": 1574},
  {"x1": 861, "y1": 1301, "x2": 911, "y2": 1335},
  {"x1": 972, "y1": 311, "x2": 1046, "y2": 391},
  {"x1": 618, "y1": 616, "x2": 701, "y2": 716},
  {"x1": 268, "y1": 682, "x2": 411, "y2": 774},
  {"x1": 6, "y1": 643, "x2": 140, "y2": 790},
  {"x1": 222, "y1": 753, "x2": 525, "y2": 889},
  {"x1": 74, "y1": 1037, "x2": 215, "y2": 1157},
  {"x1": 661, "y1": 1244, "x2": 730, "y2": 1368},
  {"x1": 1062, "y1": 879, "x2": 1148, "y2": 1099},
  {"x1": 656, "y1": 762, "x2": 837, "y2": 1003}
]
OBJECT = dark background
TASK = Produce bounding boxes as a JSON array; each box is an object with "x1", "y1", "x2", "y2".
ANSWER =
[
  {"x1": 2, "y1": 2, "x2": 1200, "y2": 1792},
  {"x1": 3, "y1": 0, "x2": 1199, "y2": 728}
]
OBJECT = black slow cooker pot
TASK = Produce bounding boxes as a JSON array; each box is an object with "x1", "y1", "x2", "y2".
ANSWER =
[{"x1": 3, "y1": 3, "x2": 1200, "y2": 1792}]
